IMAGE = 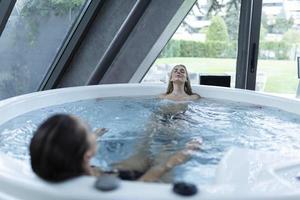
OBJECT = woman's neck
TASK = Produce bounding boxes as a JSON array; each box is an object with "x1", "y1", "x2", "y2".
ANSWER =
[{"x1": 171, "y1": 83, "x2": 186, "y2": 96}]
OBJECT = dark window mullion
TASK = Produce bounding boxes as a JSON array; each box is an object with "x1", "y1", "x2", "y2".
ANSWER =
[
  {"x1": 87, "y1": 0, "x2": 151, "y2": 85},
  {"x1": 246, "y1": 0, "x2": 262, "y2": 90},
  {"x1": 38, "y1": 0, "x2": 105, "y2": 91},
  {"x1": 236, "y1": 0, "x2": 262, "y2": 90},
  {"x1": 236, "y1": 0, "x2": 253, "y2": 89},
  {"x1": 0, "y1": 0, "x2": 16, "y2": 37}
]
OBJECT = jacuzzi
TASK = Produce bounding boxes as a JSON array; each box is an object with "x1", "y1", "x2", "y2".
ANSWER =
[{"x1": 1, "y1": 83, "x2": 300, "y2": 200}]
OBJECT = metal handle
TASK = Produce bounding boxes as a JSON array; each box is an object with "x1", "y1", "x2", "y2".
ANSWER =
[{"x1": 250, "y1": 43, "x2": 257, "y2": 73}]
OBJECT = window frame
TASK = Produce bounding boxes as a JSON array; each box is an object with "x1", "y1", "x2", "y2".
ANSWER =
[{"x1": 0, "y1": 0, "x2": 16, "y2": 37}]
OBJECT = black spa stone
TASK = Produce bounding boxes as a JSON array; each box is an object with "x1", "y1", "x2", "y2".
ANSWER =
[
  {"x1": 94, "y1": 175, "x2": 120, "y2": 191},
  {"x1": 173, "y1": 182, "x2": 198, "y2": 196}
]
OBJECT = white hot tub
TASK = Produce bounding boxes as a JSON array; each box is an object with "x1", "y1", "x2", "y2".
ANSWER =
[{"x1": 0, "y1": 83, "x2": 300, "y2": 200}]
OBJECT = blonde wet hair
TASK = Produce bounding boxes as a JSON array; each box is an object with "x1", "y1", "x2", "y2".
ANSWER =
[{"x1": 165, "y1": 64, "x2": 193, "y2": 95}]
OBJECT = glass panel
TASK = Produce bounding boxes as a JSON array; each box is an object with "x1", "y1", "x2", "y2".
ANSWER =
[
  {"x1": 0, "y1": 0, "x2": 89, "y2": 100},
  {"x1": 143, "y1": 0, "x2": 241, "y2": 88},
  {"x1": 257, "y1": 0, "x2": 300, "y2": 97}
]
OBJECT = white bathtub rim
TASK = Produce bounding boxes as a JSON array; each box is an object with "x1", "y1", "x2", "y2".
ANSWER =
[
  {"x1": 1, "y1": 84, "x2": 300, "y2": 199},
  {"x1": 0, "y1": 83, "x2": 300, "y2": 125}
]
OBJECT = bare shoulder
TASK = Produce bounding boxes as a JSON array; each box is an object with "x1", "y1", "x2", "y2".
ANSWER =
[
  {"x1": 159, "y1": 93, "x2": 167, "y2": 99},
  {"x1": 190, "y1": 93, "x2": 201, "y2": 100}
]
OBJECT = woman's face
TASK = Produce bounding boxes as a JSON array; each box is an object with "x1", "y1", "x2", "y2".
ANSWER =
[
  {"x1": 74, "y1": 117, "x2": 98, "y2": 162},
  {"x1": 171, "y1": 66, "x2": 187, "y2": 83},
  {"x1": 87, "y1": 133, "x2": 97, "y2": 155},
  {"x1": 82, "y1": 127, "x2": 98, "y2": 172},
  {"x1": 75, "y1": 118, "x2": 97, "y2": 156}
]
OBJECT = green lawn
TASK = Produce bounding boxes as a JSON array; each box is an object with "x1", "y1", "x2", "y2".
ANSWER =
[{"x1": 155, "y1": 57, "x2": 299, "y2": 94}]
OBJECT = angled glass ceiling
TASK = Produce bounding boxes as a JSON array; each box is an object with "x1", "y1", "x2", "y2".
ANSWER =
[{"x1": 0, "y1": 0, "x2": 90, "y2": 100}]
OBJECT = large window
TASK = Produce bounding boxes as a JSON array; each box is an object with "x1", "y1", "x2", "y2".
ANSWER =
[
  {"x1": 143, "y1": 0, "x2": 241, "y2": 87},
  {"x1": 257, "y1": 0, "x2": 300, "y2": 96},
  {"x1": 0, "y1": 0, "x2": 89, "y2": 100}
]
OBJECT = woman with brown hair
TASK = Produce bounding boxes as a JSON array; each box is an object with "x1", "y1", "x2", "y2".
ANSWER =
[
  {"x1": 29, "y1": 114, "x2": 100, "y2": 182},
  {"x1": 160, "y1": 64, "x2": 200, "y2": 101},
  {"x1": 112, "y1": 65, "x2": 202, "y2": 182},
  {"x1": 29, "y1": 114, "x2": 195, "y2": 182}
]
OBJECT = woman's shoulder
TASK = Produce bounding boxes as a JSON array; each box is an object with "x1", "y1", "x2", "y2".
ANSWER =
[
  {"x1": 158, "y1": 94, "x2": 175, "y2": 103},
  {"x1": 190, "y1": 93, "x2": 201, "y2": 100},
  {"x1": 158, "y1": 93, "x2": 200, "y2": 102},
  {"x1": 158, "y1": 93, "x2": 167, "y2": 99}
]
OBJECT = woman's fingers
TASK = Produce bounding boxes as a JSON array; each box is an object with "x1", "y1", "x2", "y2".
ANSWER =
[
  {"x1": 185, "y1": 138, "x2": 203, "y2": 151},
  {"x1": 94, "y1": 128, "x2": 109, "y2": 137},
  {"x1": 191, "y1": 137, "x2": 203, "y2": 144}
]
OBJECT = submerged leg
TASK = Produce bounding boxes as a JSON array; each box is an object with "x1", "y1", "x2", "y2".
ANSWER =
[{"x1": 111, "y1": 141, "x2": 151, "y2": 172}]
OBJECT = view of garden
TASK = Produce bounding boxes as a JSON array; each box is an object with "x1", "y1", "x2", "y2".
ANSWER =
[
  {"x1": 144, "y1": 0, "x2": 300, "y2": 96},
  {"x1": 155, "y1": 57, "x2": 298, "y2": 94},
  {"x1": 0, "y1": 0, "x2": 299, "y2": 98},
  {"x1": 0, "y1": 0, "x2": 87, "y2": 99}
]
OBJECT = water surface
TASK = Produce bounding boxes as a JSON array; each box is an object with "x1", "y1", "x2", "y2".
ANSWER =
[{"x1": 0, "y1": 96, "x2": 300, "y2": 185}]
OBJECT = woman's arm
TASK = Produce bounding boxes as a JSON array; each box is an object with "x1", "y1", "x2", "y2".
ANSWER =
[
  {"x1": 139, "y1": 139, "x2": 202, "y2": 182},
  {"x1": 158, "y1": 93, "x2": 167, "y2": 99},
  {"x1": 138, "y1": 150, "x2": 190, "y2": 182}
]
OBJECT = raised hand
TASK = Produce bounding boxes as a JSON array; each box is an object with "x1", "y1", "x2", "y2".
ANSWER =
[
  {"x1": 93, "y1": 128, "x2": 109, "y2": 137},
  {"x1": 185, "y1": 138, "x2": 202, "y2": 151}
]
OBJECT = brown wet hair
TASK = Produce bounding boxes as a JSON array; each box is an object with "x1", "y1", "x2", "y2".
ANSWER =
[
  {"x1": 30, "y1": 114, "x2": 91, "y2": 182},
  {"x1": 165, "y1": 64, "x2": 193, "y2": 95}
]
